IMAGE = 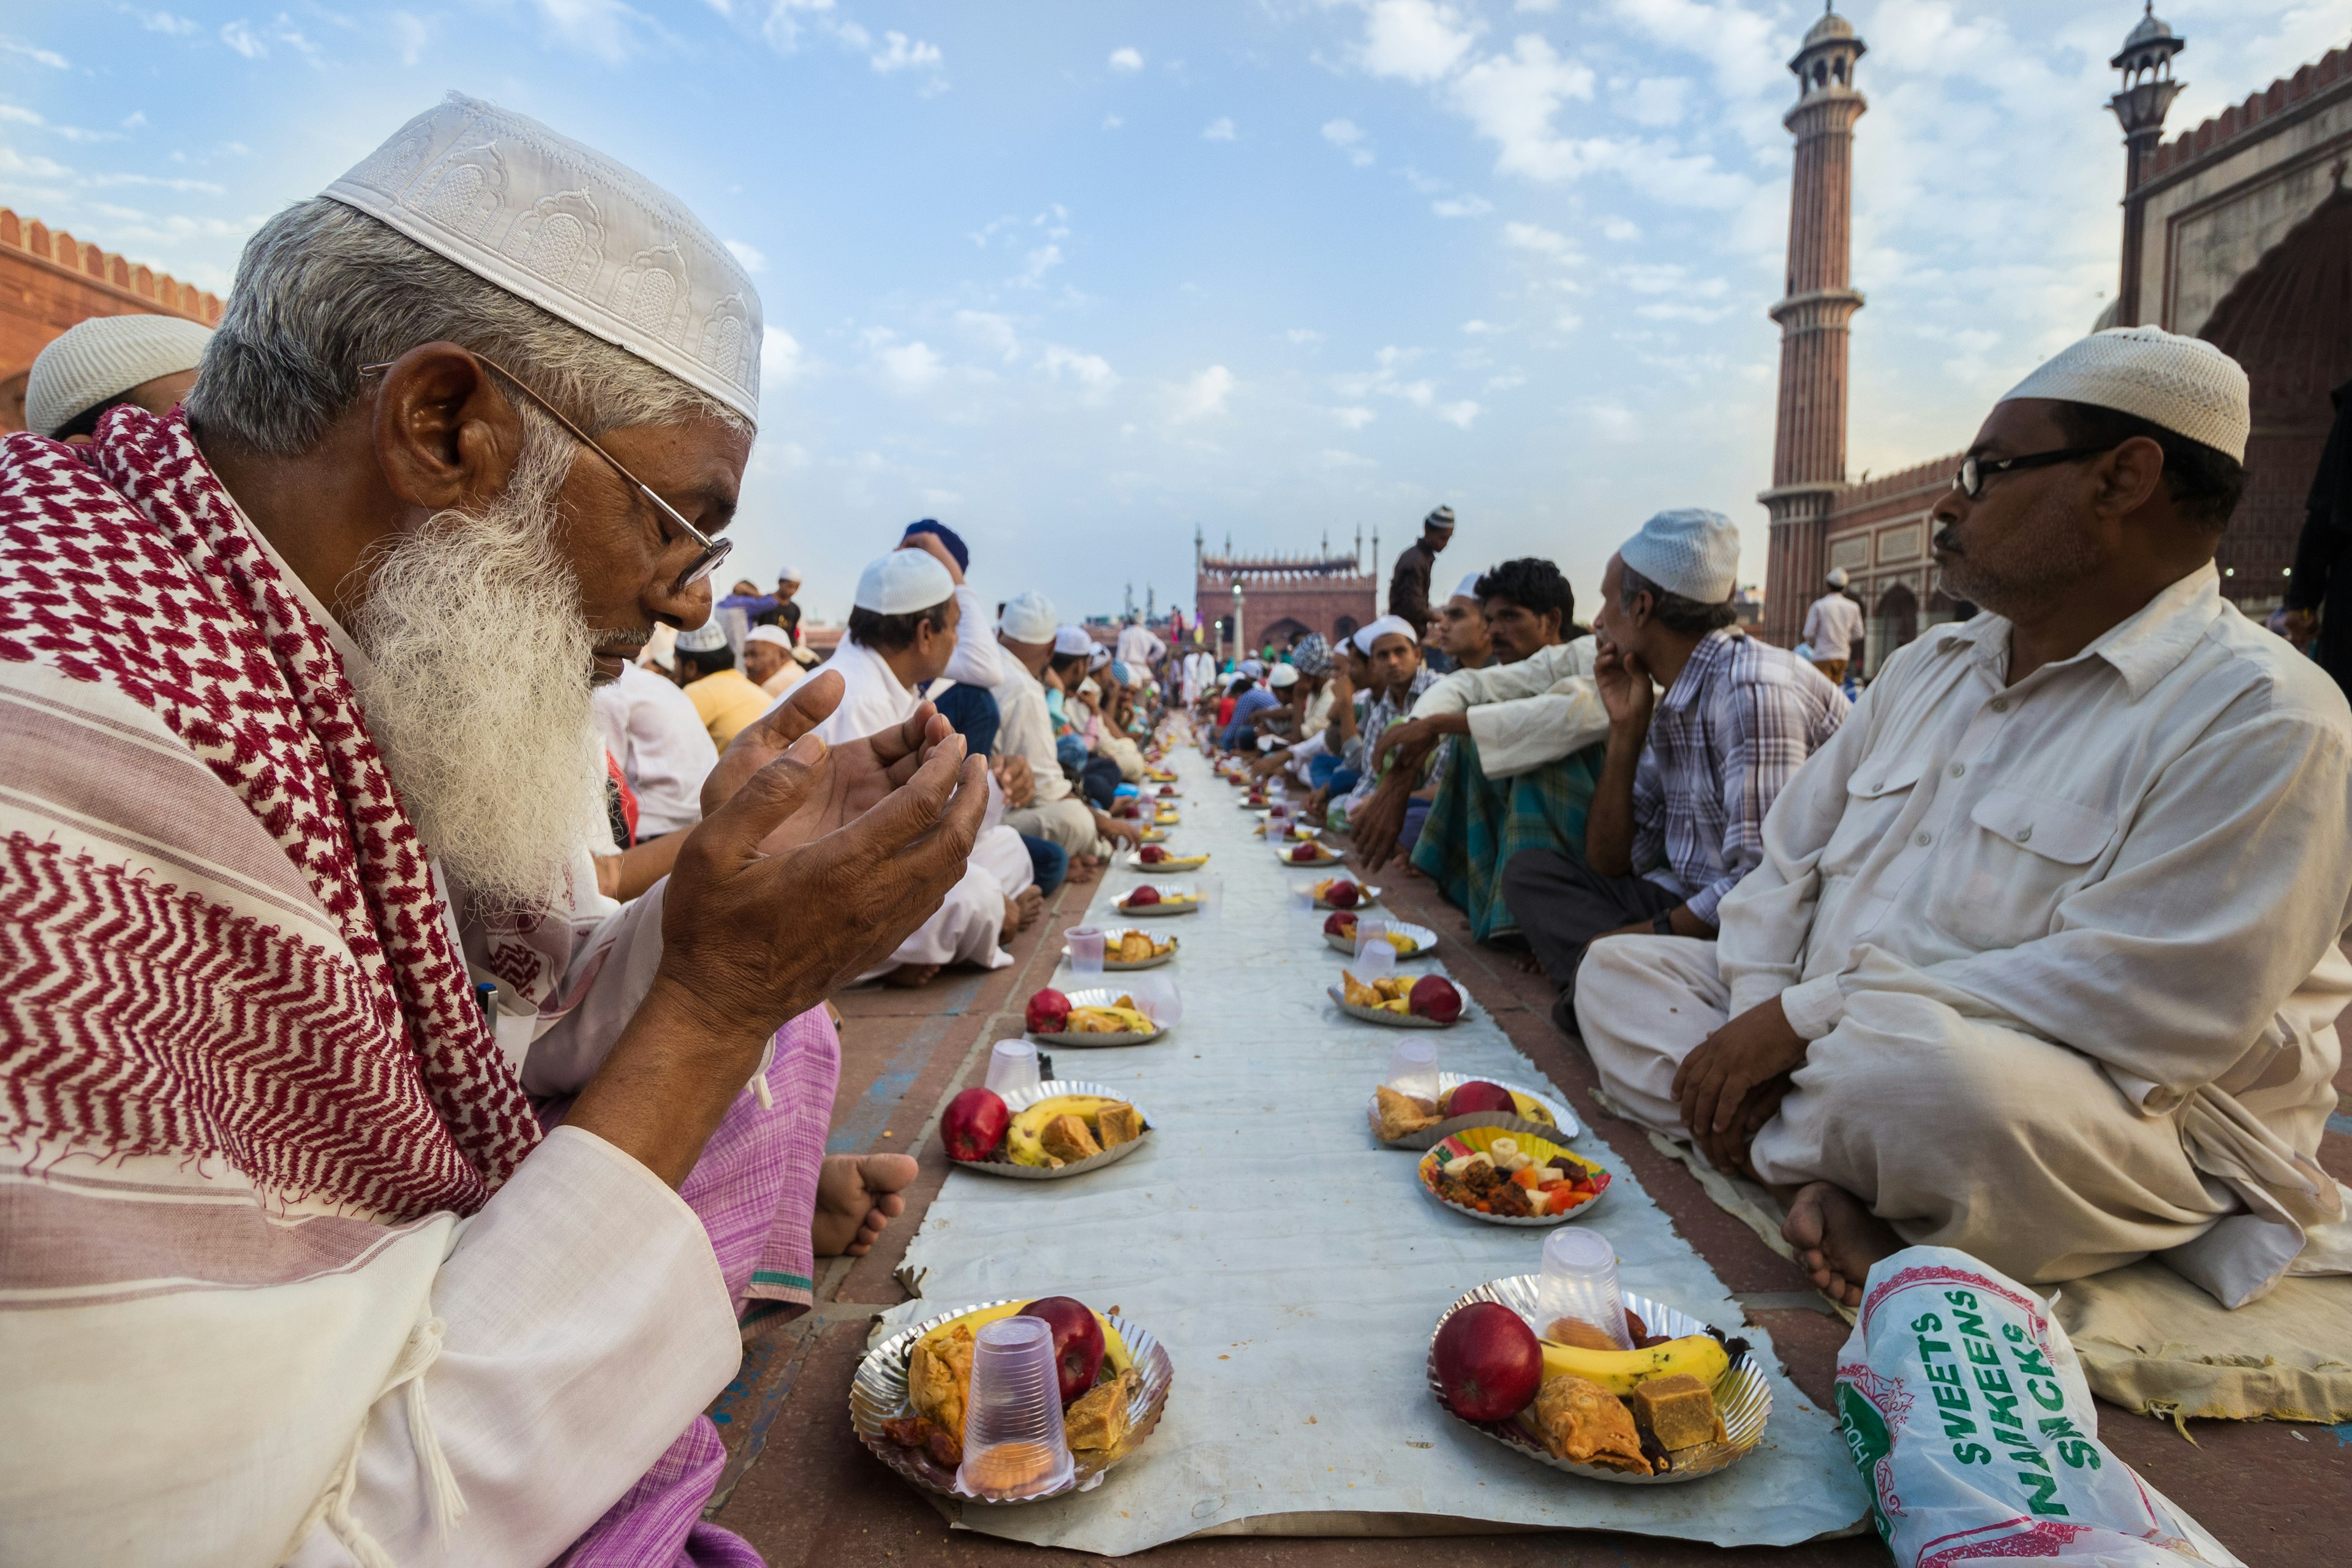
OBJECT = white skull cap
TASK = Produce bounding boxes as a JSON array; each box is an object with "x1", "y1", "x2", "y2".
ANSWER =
[
  {"x1": 24, "y1": 314, "x2": 212, "y2": 437},
  {"x1": 1997, "y1": 325, "x2": 2248, "y2": 463},
  {"x1": 323, "y1": 92, "x2": 763, "y2": 424},
  {"x1": 998, "y1": 590, "x2": 1057, "y2": 642},
  {"x1": 854, "y1": 549, "x2": 954, "y2": 614}
]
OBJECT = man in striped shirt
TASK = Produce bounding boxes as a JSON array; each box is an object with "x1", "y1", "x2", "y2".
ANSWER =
[{"x1": 1505, "y1": 510, "x2": 1846, "y2": 1030}]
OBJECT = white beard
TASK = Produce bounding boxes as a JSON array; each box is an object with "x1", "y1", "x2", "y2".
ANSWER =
[{"x1": 346, "y1": 436, "x2": 608, "y2": 918}]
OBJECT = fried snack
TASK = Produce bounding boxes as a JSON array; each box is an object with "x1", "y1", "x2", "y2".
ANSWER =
[
  {"x1": 1342, "y1": 970, "x2": 1379, "y2": 1007},
  {"x1": 1039, "y1": 1113, "x2": 1104, "y2": 1163},
  {"x1": 1374, "y1": 976, "x2": 1411, "y2": 1001},
  {"x1": 1115, "y1": 931, "x2": 1156, "y2": 962},
  {"x1": 1374, "y1": 1084, "x2": 1442, "y2": 1140},
  {"x1": 1063, "y1": 1366, "x2": 1140, "y2": 1453},
  {"x1": 1547, "y1": 1317, "x2": 1626, "y2": 1353},
  {"x1": 882, "y1": 1414, "x2": 963, "y2": 1468},
  {"x1": 908, "y1": 1324, "x2": 974, "y2": 1443},
  {"x1": 1629, "y1": 1373, "x2": 1724, "y2": 1451},
  {"x1": 1096, "y1": 1103, "x2": 1145, "y2": 1148},
  {"x1": 1532, "y1": 1373, "x2": 1653, "y2": 1474}
]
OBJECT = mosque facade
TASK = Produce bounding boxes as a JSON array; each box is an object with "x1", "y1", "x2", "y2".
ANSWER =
[
  {"x1": 0, "y1": 208, "x2": 222, "y2": 434},
  {"x1": 1760, "y1": 7, "x2": 2352, "y2": 668},
  {"x1": 1194, "y1": 529, "x2": 1378, "y2": 656}
]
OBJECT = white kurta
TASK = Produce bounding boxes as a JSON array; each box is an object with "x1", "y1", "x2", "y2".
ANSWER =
[
  {"x1": 1577, "y1": 567, "x2": 2352, "y2": 1306},
  {"x1": 1406, "y1": 636, "x2": 1609, "y2": 778},
  {"x1": 1117, "y1": 623, "x2": 1165, "y2": 669},
  {"x1": 809, "y1": 635, "x2": 1031, "y2": 979},
  {"x1": 594, "y1": 660, "x2": 719, "y2": 837},
  {"x1": 1802, "y1": 593, "x2": 1864, "y2": 662}
]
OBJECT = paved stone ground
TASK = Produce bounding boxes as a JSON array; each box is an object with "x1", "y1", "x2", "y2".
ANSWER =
[{"x1": 703, "y1": 839, "x2": 2352, "y2": 1565}]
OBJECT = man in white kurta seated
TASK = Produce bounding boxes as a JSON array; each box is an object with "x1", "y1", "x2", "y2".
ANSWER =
[
  {"x1": 595, "y1": 655, "x2": 721, "y2": 839},
  {"x1": 992, "y1": 589, "x2": 1140, "y2": 873},
  {"x1": 1575, "y1": 327, "x2": 2352, "y2": 1311},
  {"x1": 1, "y1": 96, "x2": 986, "y2": 1564},
  {"x1": 811, "y1": 548, "x2": 1040, "y2": 986}
]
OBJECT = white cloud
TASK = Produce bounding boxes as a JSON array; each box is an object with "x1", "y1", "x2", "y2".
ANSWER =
[
  {"x1": 1447, "y1": 34, "x2": 1597, "y2": 181},
  {"x1": 1621, "y1": 75, "x2": 1691, "y2": 128},
  {"x1": 1436, "y1": 400, "x2": 1480, "y2": 428},
  {"x1": 219, "y1": 20, "x2": 267, "y2": 58},
  {"x1": 129, "y1": 9, "x2": 200, "y2": 36},
  {"x1": 1601, "y1": 214, "x2": 1640, "y2": 242},
  {"x1": 386, "y1": 10, "x2": 432, "y2": 64},
  {"x1": 1109, "y1": 45, "x2": 1142, "y2": 73},
  {"x1": 1321, "y1": 118, "x2": 1374, "y2": 167},
  {"x1": 1286, "y1": 328, "x2": 1324, "y2": 345},
  {"x1": 0, "y1": 36, "x2": 69, "y2": 69},
  {"x1": 870, "y1": 30, "x2": 942, "y2": 75},
  {"x1": 725, "y1": 238, "x2": 767, "y2": 273},
  {"x1": 762, "y1": 326, "x2": 803, "y2": 383},
  {"x1": 1431, "y1": 194, "x2": 1491, "y2": 218},
  {"x1": 1319, "y1": 448, "x2": 1378, "y2": 470},
  {"x1": 863, "y1": 328, "x2": 944, "y2": 393},
  {"x1": 1583, "y1": 400, "x2": 1638, "y2": 442},
  {"x1": 1041, "y1": 343, "x2": 1119, "y2": 397},
  {"x1": 1171, "y1": 365, "x2": 1234, "y2": 422},
  {"x1": 1333, "y1": 405, "x2": 1376, "y2": 430},
  {"x1": 1461, "y1": 318, "x2": 1498, "y2": 334},
  {"x1": 1102, "y1": 113, "x2": 1123, "y2": 130},
  {"x1": 1514, "y1": 0, "x2": 1559, "y2": 10},
  {"x1": 1203, "y1": 116, "x2": 1237, "y2": 141},
  {"x1": 1353, "y1": 0, "x2": 1479, "y2": 85},
  {"x1": 1012, "y1": 243, "x2": 1063, "y2": 288},
  {"x1": 1502, "y1": 220, "x2": 1576, "y2": 260},
  {"x1": 956, "y1": 309, "x2": 1021, "y2": 363}
]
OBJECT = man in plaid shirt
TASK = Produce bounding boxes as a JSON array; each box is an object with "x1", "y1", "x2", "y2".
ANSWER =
[{"x1": 1506, "y1": 510, "x2": 1846, "y2": 1030}]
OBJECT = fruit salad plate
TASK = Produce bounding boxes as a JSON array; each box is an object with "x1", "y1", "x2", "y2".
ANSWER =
[
  {"x1": 1062, "y1": 927, "x2": 1178, "y2": 970},
  {"x1": 1122, "y1": 849, "x2": 1210, "y2": 872},
  {"x1": 1310, "y1": 880, "x2": 1382, "y2": 911},
  {"x1": 1326, "y1": 980, "x2": 1472, "y2": 1029},
  {"x1": 1028, "y1": 986, "x2": 1167, "y2": 1047},
  {"x1": 956, "y1": 1080, "x2": 1156, "y2": 1181},
  {"x1": 853, "y1": 1298, "x2": 1176, "y2": 1503},
  {"x1": 1425, "y1": 1279, "x2": 1770, "y2": 1484},
  {"x1": 1111, "y1": 884, "x2": 1198, "y2": 919},
  {"x1": 1368, "y1": 1072, "x2": 1579, "y2": 1149},
  {"x1": 1417, "y1": 1127, "x2": 1609, "y2": 1226},
  {"x1": 1322, "y1": 919, "x2": 1438, "y2": 959},
  {"x1": 1273, "y1": 841, "x2": 1347, "y2": 867}
]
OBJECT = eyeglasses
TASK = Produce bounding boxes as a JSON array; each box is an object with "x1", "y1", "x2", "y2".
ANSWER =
[
  {"x1": 1952, "y1": 444, "x2": 2119, "y2": 500},
  {"x1": 358, "y1": 353, "x2": 731, "y2": 594}
]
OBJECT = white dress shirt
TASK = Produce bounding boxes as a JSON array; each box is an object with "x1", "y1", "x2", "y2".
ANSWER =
[
  {"x1": 594, "y1": 662, "x2": 720, "y2": 838},
  {"x1": 1117, "y1": 623, "x2": 1166, "y2": 668},
  {"x1": 1802, "y1": 592, "x2": 1864, "y2": 662}
]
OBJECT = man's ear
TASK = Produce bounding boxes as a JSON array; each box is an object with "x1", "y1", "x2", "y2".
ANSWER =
[
  {"x1": 369, "y1": 343, "x2": 529, "y2": 513},
  {"x1": 2100, "y1": 435, "x2": 2169, "y2": 521}
]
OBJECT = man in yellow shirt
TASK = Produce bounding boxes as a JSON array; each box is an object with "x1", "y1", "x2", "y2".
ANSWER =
[{"x1": 674, "y1": 619, "x2": 769, "y2": 749}]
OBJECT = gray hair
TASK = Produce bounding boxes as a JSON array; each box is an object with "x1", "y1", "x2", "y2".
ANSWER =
[
  {"x1": 1619, "y1": 565, "x2": 1738, "y2": 637},
  {"x1": 186, "y1": 198, "x2": 748, "y2": 456}
]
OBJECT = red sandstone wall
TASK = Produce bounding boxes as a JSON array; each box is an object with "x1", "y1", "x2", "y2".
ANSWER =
[{"x1": 0, "y1": 208, "x2": 223, "y2": 432}]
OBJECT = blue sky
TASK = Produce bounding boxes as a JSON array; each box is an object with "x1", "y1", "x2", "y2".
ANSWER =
[{"x1": 2, "y1": 1, "x2": 2343, "y2": 622}]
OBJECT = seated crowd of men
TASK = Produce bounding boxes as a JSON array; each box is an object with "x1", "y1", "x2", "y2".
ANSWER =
[
  {"x1": 2, "y1": 89, "x2": 2346, "y2": 1567},
  {"x1": 1211, "y1": 326, "x2": 2352, "y2": 1315}
]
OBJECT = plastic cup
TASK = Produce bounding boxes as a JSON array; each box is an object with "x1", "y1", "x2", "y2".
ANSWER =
[
  {"x1": 1123, "y1": 972, "x2": 1183, "y2": 1027},
  {"x1": 1533, "y1": 1227, "x2": 1632, "y2": 1350},
  {"x1": 957, "y1": 1316, "x2": 1076, "y2": 1501},
  {"x1": 1194, "y1": 872, "x2": 1224, "y2": 926},
  {"x1": 1067, "y1": 926, "x2": 1105, "y2": 979},
  {"x1": 984, "y1": 1039, "x2": 1041, "y2": 1095},
  {"x1": 1289, "y1": 883, "x2": 1316, "y2": 914},
  {"x1": 1353, "y1": 921, "x2": 1397, "y2": 981},
  {"x1": 1384, "y1": 1037, "x2": 1439, "y2": 1101}
]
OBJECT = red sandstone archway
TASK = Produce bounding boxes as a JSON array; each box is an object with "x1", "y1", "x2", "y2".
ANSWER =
[
  {"x1": 1868, "y1": 581, "x2": 1917, "y2": 676},
  {"x1": 2198, "y1": 179, "x2": 2352, "y2": 608}
]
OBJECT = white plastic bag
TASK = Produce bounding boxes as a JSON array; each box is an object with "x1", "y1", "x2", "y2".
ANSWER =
[{"x1": 1833, "y1": 1247, "x2": 2242, "y2": 1568}]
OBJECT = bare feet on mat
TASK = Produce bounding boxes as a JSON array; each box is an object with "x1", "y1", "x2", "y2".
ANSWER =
[
  {"x1": 1068, "y1": 856, "x2": 1102, "y2": 885},
  {"x1": 999, "y1": 894, "x2": 1022, "y2": 945},
  {"x1": 1014, "y1": 886, "x2": 1044, "y2": 931},
  {"x1": 813, "y1": 1152, "x2": 919, "y2": 1257},
  {"x1": 1782, "y1": 1181, "x2": 1901, "y2": 1308},
  {"x1": 881, "y1": 962, "x2": 941, "y2": 989}
]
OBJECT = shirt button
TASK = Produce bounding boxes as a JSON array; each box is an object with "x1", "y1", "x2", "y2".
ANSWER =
[
  {"x1": 1913, "y1": 831, "x2": 1932, "y2": 846},
  {"x1": 1989, "y1": 698, "x2": 2010, "y2": 712},
  {"x1": 1949, "y1": 763, "x2": 1966, "y2": 778},
  {"x1": 2016, "y1": 826, "x2": 2033, "y2": 843}
]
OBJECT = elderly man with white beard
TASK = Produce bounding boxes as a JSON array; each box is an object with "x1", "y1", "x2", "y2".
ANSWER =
[{"x1": 0, "y1": 97, "x2": 988, "y2": 1566}]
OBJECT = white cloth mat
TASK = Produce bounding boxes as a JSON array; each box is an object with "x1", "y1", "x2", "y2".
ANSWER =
[{"x1": 879, "y1": 748, "x2": 1869, "y2": 1553}]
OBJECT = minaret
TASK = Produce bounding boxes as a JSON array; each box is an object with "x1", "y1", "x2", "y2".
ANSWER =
[
  {"x1": 1760, "y1": 5, "x2": 1866, "y2": 649},
  {"x1": 2109, "y1": 6, "x2": 2187, "y2": 326}
]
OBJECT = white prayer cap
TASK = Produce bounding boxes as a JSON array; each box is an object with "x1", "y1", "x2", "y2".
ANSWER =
[
  {"x1": 775, "y1": 567, "x2": 802, "y2": 585},
  {"x1": 745, "y1": 625, "x2": 794, "y2": 649},
  {"x1": 323, "y1": 93, "x2": 762, "y2": 424},
  {"x1": 1225, "y1": 672, "x2": 1250, "y2": 690},
  {"x1": 1997, "y1": 325, "x2": 2249, "y2": 463},
  {"x1": 1054, "y1": 625, "x2": 1095, "y2": 657},
  {"x1": 854, "y1": 549, "x2": 954, "y2": 614},
  {"x1": 1077, "y1": 677, "x2": 1100, "y2": 697},
  {"x1": 675, "y1": 619, "x2": 730, "y2": 654},
  {"x1": 25, "y1": 314, "x2": 213, "y2": 437},
  {"x1": 644, "y1": 620, "x2": 678, "y2": 671},
  {"x1": 1451, "y1": 571, "x2": 1485, "y2": 602},
  {"x1": 1620, "y1": 508, "x2": 1738, "y2": 605},
  {"x1": 1240, "y1": 658, "x2": 1265, "y2": 676},
  {"x1": 1825, "y1": 567, "x2": 1850, "y2": 589},
  {"x1": 1267, "y1": 662, "x2": 1299, "y2": 688},
  {"x1": 998, "y1": 590, "x2": 1057, "y2": 643},
  {"x1": 1353, "y1": 614, "x2": 1416, "y2": 654},
  {"x1": 1089, "y1": 644, "x2": 1111, "y2": 670}
]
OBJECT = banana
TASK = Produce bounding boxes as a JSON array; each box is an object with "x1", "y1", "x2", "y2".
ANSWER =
[
  {"x1": 1506, "y1": 1090, "x2": 1557, "y2": 1127},
  {"x1": 918, "y1": 1301, "x2": 1136, "y2": 1374},
  {"x1": 1005, "y1": 1096, "x2": 1126, "y2": 1166},
  {"x1": 1536, "y1": 1332, "x2": 1728, "y2": 1396}
]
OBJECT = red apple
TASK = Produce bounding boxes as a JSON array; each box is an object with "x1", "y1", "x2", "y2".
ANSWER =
[
  {"x1": 1017, "y1": 1295, "x2": 1106, "y2": 1406},
  {"x1": 1409, "y1": 976, "x2": 1463, "y2": 1023},
  {"x1": 1158, "y1": 785, "x2": 1175, "y2": 797},
  {"x1": 1115, "y1": 801, "x2": 1140, "y2": 820},
  {"x1": 1138, "y1": 844, "x2": 1167, "y2": 864},
  {"x1": 1025, "y1": 988, "x2": 1071, "y2": 1034},
  {"x1": 1326, "y1": 880, "x2": 1361, "y2": 910},
  {"x1": 1125, "y1": 885, "x2": 1161, "y2": 908},
  {"x1": 1447, "y1": 1079, "x2": 1513, "y2": 1115},
  {"x1": 941, "y1": 1087, "x2": 1010, "y2": 1163},
  {"x1": 1433, "y1": 1301, "x2": 1542, "y2": 1421},
  {"x1": 1322, "y1": 910, "x2": 1358, "y2": 938},
  {"x1": 1291, "y1": 843, "x2": 1319, "y2": 864}
]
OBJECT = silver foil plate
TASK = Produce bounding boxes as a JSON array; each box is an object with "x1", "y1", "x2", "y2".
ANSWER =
[
  {"x1": 1031, "y1": 985, "x2": 1168, "y2": 1046},
  {"x1": 1121, "y1": 850, "x2": 1210, "y2": 872},
  {"x1": 1323, "y1": 920, "x2": 1438, "y2": 958},
  {"x1": 1311, "y1": 883, "x2": 1382, "y2": 910},
  {"x1": 1414, "y1": 1138, "x2": 1612, "y2": 1227},
  {"x1": 1110, "y1": 883, "x2": 1199, "y2": 919},
  {"x1": 1366, "y1": 1071, "x2": 1581, "y2": 1148},
  {"x1": 1326, "y1": 982, "x2": 1471, "y2": 1029},
  {"x1": 954, "y1": 1079, "x2": 1153, "y2": 1181},
  {"x1": 1061, "y1": 927, "x2": 1178, "y2": 970},
  {"x1": 1273, "y1": 844, "x2": 1348, "y2": 868},
  {"x1": 853, "y1": 1298, "x2": 1177, "y2": 1504},
  {"x1": 1425, "y1": 1279, "x2": 1770, "y2": 1485}
]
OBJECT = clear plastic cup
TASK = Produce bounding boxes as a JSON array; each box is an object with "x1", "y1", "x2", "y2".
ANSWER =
[
  {"x1": 1289, "y1": 883, "x2": 1316, "y2": 914},
  {"x1": 957, "y1": 1316, "x2": 1076, "y2": 1501},
  {"x1": 1194, "y1": 872, "x2": 1224, "y2": 926},
  {"x1": 1066, "y1": 926, "x2": 1105, "y2": 979},
  {"x1": 984, "y1": 1039, "x2": 1041, "y2": 1095},
  {"x1": 1353, "y1": 921, "x2": 1397, "y2": 981},
  {"x1": 1122, "y1": 972, "x2": 1183, "y2": 1027},
  {"x1": 1384, "y1": 1037, "x2": 1439, "y2": 1101},
  {"x1": 1533, "y1": 1227, "x2": 1632, "y2": 1350}
]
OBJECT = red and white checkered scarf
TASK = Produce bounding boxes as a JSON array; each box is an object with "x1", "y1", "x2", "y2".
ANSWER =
[{"x1": 0, "y1": 407, "x2": 538, "y2": 1220}]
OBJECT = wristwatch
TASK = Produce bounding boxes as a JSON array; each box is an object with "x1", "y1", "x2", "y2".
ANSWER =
[{"x1": 1651, "y1": 910, "x2": 1677, "y2": 936}]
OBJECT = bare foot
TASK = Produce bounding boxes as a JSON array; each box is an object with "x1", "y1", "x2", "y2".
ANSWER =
[
  {"x1": 1067, "y1": 856, "x2": 1102, "y2": 885},
  {"x1": 1014, "y1": 886, "x2": 1044, "y2": 932},
  {"x1": 999, "y1": 894, "x2": 1022, "y2": 946},
  {"x1": 881, "y1": 962, "x2": 941, "y2": 989},
  {"x1": 1511, "y1": 952, "x2": 1547, "y2": 976},
  {"x1": 813, "y1": 1152, "x2": 919, "y2": 1257},
  {"x1": 1781, "y1": 1181, "x2": 1901, "y2": 1308}
]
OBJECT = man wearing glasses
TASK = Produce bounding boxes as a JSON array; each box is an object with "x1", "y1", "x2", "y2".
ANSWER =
[
  {"x1": 1574, "y1": 326, "x2": 2352, "y2": 1317},
  {"x1": 0, "y1": 97, "x2": 983, "y2": 1562}
]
